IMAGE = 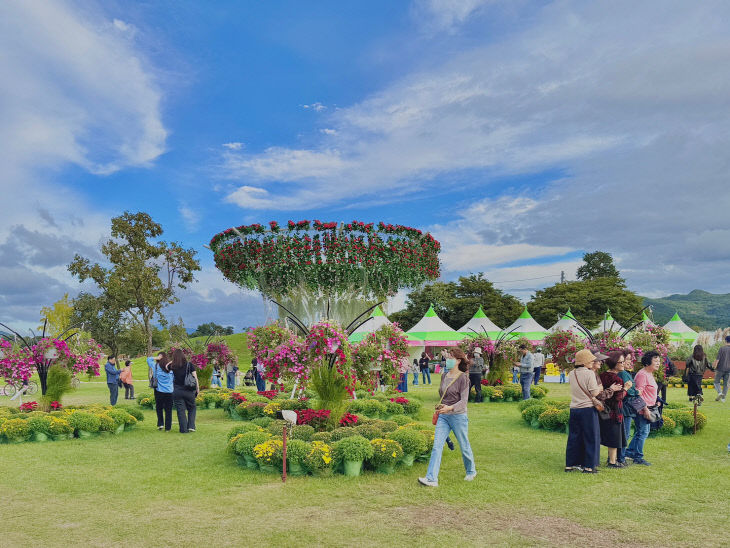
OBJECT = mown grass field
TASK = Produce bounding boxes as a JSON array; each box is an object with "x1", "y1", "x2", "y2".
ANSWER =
[{"x1": 1, "y1": 372, "x2": 729, "y2": 547}]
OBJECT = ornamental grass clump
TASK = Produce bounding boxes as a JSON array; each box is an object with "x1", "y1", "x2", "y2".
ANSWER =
[
  {"x1": 368, "y1": 438, "x2": 403, "y2": 469},
  {"x1": 41, "y1": 365, "x2": 73, "y2": 410}
]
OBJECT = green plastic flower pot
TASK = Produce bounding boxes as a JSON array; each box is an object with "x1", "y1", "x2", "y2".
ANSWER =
[
  {"x1": 311, "y1": 467, "x2": 333, "y2": 477},
  {"x1": 400, "y1": 453, "x2": 415, "y2": 467},
  {"x1": 504, "y1": 397, "x2": 513, "y2": 402},
  {"x1": 343, "y1": 459, "x2": 362, "y2": 477},
  {"x1": 51, "y1": 434, "x2": 66, "y2": 441},
  {"x1": 114, "y1": 424, "x2": 125, "y2": 435},
  {"x1": 207, "y1": 402, "x2": 216, "y2": 409},
  {"x1": 259, "y1": 463, "x2": 278, "y2": 474},
  {"x1": 287, "y1": 460, "x2": 306, "y2": 476},
  {"x1": 7, "y1": 436, "x2": 30, "y2": 444},
  {"x1": 236, "y1": 455, "x2": 247, "y2": 467},
  {"x1": 673, "y1": 426, "x2": 683, "y2": 436},
  {"x1": 244, "y1": 454, "x2": 258, "y2": 469},
  {"x1": 32, "y1": 432, "x2": 49, "y2": 442},
  {"x1": 376, "y1": 463, "x2": 396, "y2": 474},
  {"x1": 530, "y1": 418, "x2": 541, "y2": 429},
  {"x1": 77, "y1": 430, "x2": 94, "y2": 439}
]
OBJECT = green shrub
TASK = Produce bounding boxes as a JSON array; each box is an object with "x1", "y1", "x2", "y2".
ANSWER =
[
  {"x1": 1, "y1": 418, "x2": 31, "y2": 440},
  {"x1": 97, "y1": 413, "x2": 117, "y2": 432},
  {"x1": 48, "y1": 417, "x2": 73, "y2": 435},
  {"x1": 386, "y1": 427, "x2": 426, "y2": 455},
  {"x1": 540, "y1": 399, "x2": 570, "y2": 409},
  {"x1": 391, "y1": 415, "x2": 411, "y2": 426},
  {"x1": 368, "y1": 438, "x2": 403, "y2": 466},
  {"x1": 334, "y1": 435, "x2": 374, "y2": 462},
  {"x1": 266, "y1": 420, "x2": 287, "y2": 436},
  {"x1": 285, "y1": 439, "x2": 311, "y2": 462},
  {"x1": 347, "y1": 400, "x2": 365, "y2": 414},
  {"x1": 291, "y1": 425, "x2": 315, "y2": 441},
  {"x1": 117, "y1": 405, "x2": 144, "y2": 421},
  {"x1": 502, "y1": 384, "x2": 522, "y2": 400},
  {"x1": 279, "y1": 398, "x2": 310, "y2": 411},
  {"x1": 361, "y1": 399, "x2": 386, "y2": 417},
  {"x1": 521, "y1": 403, "x2": 548, "y2": 424},
  {"x1": 664, "y1": 401, "x2": 690, "y2": 410},
  {"x1": 28, "y1": 415, "x2": 53, "y2": 435},
  {"x1": 557, "y1": 408, "x2": 570, "y2": 428},
  {"x1": 657, "y1": 415, "x2": 676, "y2": 435},
  {"x1": 227, "y1": 433, "x2": 244, "y2": 453},
  {"x1": 353, "y1": 424, "x2": 383, "y2": 440},
  {"x1": 538, "y1": 408, "x2": 562, "y2": 430},
  {"x1": 373, "y1": 420, "x2": 398, "y2": 433},
  {"x1": 227, "y1": 423, "x2": 262, "y2": 440},
  {"x1": 330, "y1": 427, "x2": 357, "y2": 442},
  {"x1": 68, "y1": 412, "x2": 101, "y2": 433},
  {"x1": 384, "y1": 401, "x2": 405, "y2": 416},
  {"x1": 402, "y1": 398, "x2": 422, "y2": 415},
  {"x1": 252, "y1": 416, "x2": 273, "y2": 428},
  {"x1": 311, "y1": 431, "x2": 333, "y2": 443},
  {"x1": 518, "y1": 398, "x2": 543, "y2": 411},
  {"x1": 695, "y1": 411, "x2": 707, "y2": 430},
  {"x1": 530, "y1": 385, "x2": 547, "y2": 399},
  {"x1": 234, "y1": 431, "x2": 272, "y2": 457}
]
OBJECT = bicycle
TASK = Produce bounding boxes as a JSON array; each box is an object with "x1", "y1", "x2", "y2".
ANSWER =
[{"x1": 2, "y1": 379, "x2": 39, "y2": 397}]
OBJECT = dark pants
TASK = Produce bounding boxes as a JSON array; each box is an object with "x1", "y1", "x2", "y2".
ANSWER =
[
  {"x1": 108, "y1": 383, "x2": 119, "y2": 405},
  {"x1": 659, "y1": 383, "x2": 667, "y2": 402},
  {"x1": 173, "y1": 388, "x2": 197, "y2": 433},
  {"x1": 226, "y1": 372, "x2": 236, "y2": 389},
  {"x1": 155, "y1": 390, "x2": 173, "y2": 430},
  {"x1": 421, "y1": 368, "x2": 431, "y2": 384},
  {"x1": 566, "y1": 407, "x2": 600, "y2": 469},
  {"x1": 255, "y1": 370, "x2": 266, "y2": 392},
  {"x1": 123, "y1": 382, "x2": 134, "y2": 399},
  {"x1": 520, "y1": 372, "x2": 534, "y2": 399},
  {"x1": 469, "y1": 373, "x2": 483, "y2": 402},
  {"x1": 533, "y1": 367, "x2": 541, "y2": 385}
]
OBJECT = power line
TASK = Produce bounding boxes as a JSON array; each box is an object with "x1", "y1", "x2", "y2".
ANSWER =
[{"x1": 491, "y1": 274, "x2": 561, "y2": 284}]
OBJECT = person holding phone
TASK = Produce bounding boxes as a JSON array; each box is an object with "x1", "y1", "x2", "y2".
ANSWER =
[
  {"x1": 419, "y1": 348, "x2": 476, "y2": 487},
  {"x1": 170, "y1": 348, "x2": 199, "y2": 433}
]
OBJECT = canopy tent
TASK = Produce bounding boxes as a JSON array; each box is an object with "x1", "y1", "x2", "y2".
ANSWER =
[
  {"x1": 406, "y1": 304, "x2": 466, "y2": 347},
  {"x1": 348, "y1": 305, "x2": 392, "y2": 343},
  {"x1": 503, "y1": 306, "x2": 546, "y2": 342},
  {"x1": 593, "y1": 310, "x2": 624, "y2": 334},
  {"x1": 663, "y1": 312, "x2": 698, "y2": 344},
  {"x1": 458, "y1": 306, "x2": 501, "y2": 338},
  {"x1": 639, "y1": 311, "x2": 655, "y2": 329},
  {"x1": 548, "y1": 308, "x2": 582, "y2": 335}
]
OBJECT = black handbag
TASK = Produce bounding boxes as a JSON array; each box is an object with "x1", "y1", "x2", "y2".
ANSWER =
[
  {"x1": 149, "y1": 364, "x2": 158, "y2": 389},
  {"x1": 184, "y1": 363, "x2": 197, "y2": 390},
  {"x1": 117, "y1": 377, "x2": 123, "y2": 388}
]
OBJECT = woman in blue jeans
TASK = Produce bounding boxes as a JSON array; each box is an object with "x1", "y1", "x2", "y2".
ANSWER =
[{"x1": 419, "y1": 348, "x2": 476, "y2": 487}]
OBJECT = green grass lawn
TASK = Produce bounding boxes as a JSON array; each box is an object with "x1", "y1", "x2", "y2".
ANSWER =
[{"x1": 1, "y1": 380, "x2": 728, "y2": 547}]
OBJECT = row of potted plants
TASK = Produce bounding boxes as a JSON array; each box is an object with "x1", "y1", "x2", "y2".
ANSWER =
[
  {"x1": 475, "y1": 383, "x2": 548, "y2": 402},
  {"x1": 517, "y1": 398, "x2": 707, "y2": 436},
  {"x1": 226, "y1": 415, "x2": 434, "y2": 477},
  {"x1": 666, "y1": 376, "x2": 714, "y2": 388},
  {"x1": 0, "y1": 403, "x2": 143, "y2": 443}
]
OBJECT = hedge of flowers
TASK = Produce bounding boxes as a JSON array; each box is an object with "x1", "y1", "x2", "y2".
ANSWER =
[
  {"x1": 473, "y1": 383, "x2": 547, "y2": 402},
  {"x1": 0, "y1": 403, "x2": 143, "y2": 443},
  {"x1": 517, "y1": 398, "x2": 707, "y2": 436},
  {"x1": 0, "y1": 337, "x2": 102, "y2": 385},
  {"x1": 209, "y1": 219, "x2": 441, "y2": 300},
  {"x1": 221, "y1": 385, "x2": 430, "y2": 477}
]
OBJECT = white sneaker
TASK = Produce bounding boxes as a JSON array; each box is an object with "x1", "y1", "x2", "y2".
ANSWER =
[
  {"x1": 418, "y1": 477, "x2": 438, "y2": 487},
  {"x1": 464, "y1": 472, "x2": 477, "y2": 481},
  {"x1": 722, "y1": 398, "x2": 726, "y2": 403}
]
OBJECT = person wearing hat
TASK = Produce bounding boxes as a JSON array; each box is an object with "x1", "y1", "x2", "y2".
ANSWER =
[
  {"x1": 565, "y1": 349, "x2": 622, "y2": 473},
  {"x1": 468, "y1": 347, "x2": 485, "y2": 403},
  {"x1": 533, "y1": 346, "x2": 545, "y2": 385}
]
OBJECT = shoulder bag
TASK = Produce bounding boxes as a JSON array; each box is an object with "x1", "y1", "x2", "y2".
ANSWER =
[
  {"x1": 432, "y1": 372, "x2": 463, "y2": 425},
  {"x1": 184, "y1": 363, "x2": 197, "y2": 390},
  {"x1": 149, "y1": 364, "x2": 158, "y2": 389},
  {"x1": 575, "y1": 372, "x2": 607, "y2": 415}
]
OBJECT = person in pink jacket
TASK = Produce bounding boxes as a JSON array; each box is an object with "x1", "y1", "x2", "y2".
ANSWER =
[{"x1": 625, "y1": 351, "x2": 660, "y2": 466}]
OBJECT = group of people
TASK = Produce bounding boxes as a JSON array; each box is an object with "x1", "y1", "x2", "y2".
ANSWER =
[
  {"x1": 104, "y1": 357, "x2": 135, "y2": 404},
  {"x1": 513, "y1": 345, "x2": 545, "y2": 398},
  {"x1": 146, "y1": 350, "x2": 200, "y2": 433}
]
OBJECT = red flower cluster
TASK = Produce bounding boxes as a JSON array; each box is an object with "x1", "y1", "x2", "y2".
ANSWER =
[
  {"x1": 339, "y1": 412, "x2": 359, "y2": 427},
  {"x1": 50, "y1": 401, "x2": 62, "y2": 410},
  {"x1": 230, "y1": 392, "x2": 247, "y2": 404},
  {"x1": 257, "y1": 390, "x2": 278, "y2": 400},
  {"x1": 480, "y1": 379, "x2": 490, "y2": 386},
  {"x1": 295, "y1": 409, "x2": 331, "y2": 428},
  {"x1": 19, "y1": 401, "x2": 38, "y2": 412},
  {"x1": 390, "y1": 397, "x2": 409, "y2": 405}
]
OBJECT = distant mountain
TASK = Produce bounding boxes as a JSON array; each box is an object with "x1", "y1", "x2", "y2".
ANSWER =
[{"x1": 643, "y1": 290, "x2": 730, "y2": 330}]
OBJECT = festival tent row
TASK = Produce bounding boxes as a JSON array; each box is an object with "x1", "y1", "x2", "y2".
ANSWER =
[{"x1": 663, "y1": 312, "x2": 698, "y2": 344}]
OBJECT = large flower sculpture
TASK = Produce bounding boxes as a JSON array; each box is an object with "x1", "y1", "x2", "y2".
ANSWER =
[{"x1": 209, "y1": 220, "x2": 440, "y2": 324}]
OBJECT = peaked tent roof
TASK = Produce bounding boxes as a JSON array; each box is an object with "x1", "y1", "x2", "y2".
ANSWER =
[
  {"x1": 549, "y1": 308, "x2": 582, "y2": 334},
  {"x1": 458, "y1": 306, "x2": 501, "y2": 336},
  {"x1": 638, "y1": 311, "x2": 655, "y2": 329},
  {"x1": 407, "y1": 304, "x2": 466, "y2": 343},
  {"x1": 663, "y1": 312, "x2": 698, "y2": 343},
  {"x1": 348, "y1": 305, "x2": 392, "y2": 343},
  {"x1": 503, "y1": 307, "x2": 547, "y2": 341},
  {"x1": 593, "y1": 310, "x2": 624, "y2": 334}
]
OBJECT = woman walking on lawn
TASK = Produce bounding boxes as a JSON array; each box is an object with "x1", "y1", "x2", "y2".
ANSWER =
[
  {"x1": 150, "y1": 352, "x2": 174, "y2": 431},
  {"x1": 419, "y1": 348, "x2": 476, "y2": 487},
  {"x1": 565, "y1": 349, "x2": 620, "y2": 473},
  {"x1": 599, "y1": 352, "x2": 631, "y2": 468},
  {"x1": 170, "y1": 348, "x2": 199, "y2": 433},
  {"x1": 120, "y1": 359, "x2": 135, "y2": 400},
  {"x1": 684, "y1": 345, "x2": 711, "y2": 404}
]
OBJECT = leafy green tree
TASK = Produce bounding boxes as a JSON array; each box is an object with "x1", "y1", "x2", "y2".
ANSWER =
[
  {"x1": 118, "y1": 324, "x2": 169, "y2": 357},
  {"x1": 528, "y1": 277, "x2": 643, "y2": 329},
  {"x1": 388, "y1": 274, "x2": 523, "y2": 330},
  {"x1": 169, "y1": 317, "x2": 187, "y2": 342},
  {"x1": 38, "y1": 294, "x2": 74, "y2": 337},
  {"x1": 576, "y1": 251, "x2": 621, "y2": 281},
  {"x1": 68, "y1": 211, "x2": 201, "y2": 355},
  {"x1": 71, "y1": 292, "x2": 128, "y2": 356},
  {"x1": 189, "y1": 322, "x2": 231, "y2": 337}
]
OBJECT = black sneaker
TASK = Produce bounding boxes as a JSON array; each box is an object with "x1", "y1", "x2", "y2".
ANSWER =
[
  {"x1": 582, "y1": 468, "x2": 598, "y2": 474},
  {"x1": 445, "y1": 437, "x2": 455, "y2": 451},
  {"x1": 632, "y1": 458, "x2": 651, "y2": 466},
  {"x1": 607, "y1": 462, "x2": 623, "y2": 469}
]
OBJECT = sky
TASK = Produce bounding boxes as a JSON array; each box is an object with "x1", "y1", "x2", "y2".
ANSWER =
[{"x1": 2, "y1": 0, "x2": 730, "y2": 332}]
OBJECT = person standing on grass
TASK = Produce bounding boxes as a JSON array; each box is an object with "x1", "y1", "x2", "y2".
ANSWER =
[
  {"x1": 515, "y1": 344, "x2": 534, "y2": 400},
  {"x1": 105, "y1": 356, "x2": 121, "y2": 405},
  {"x1": 211, "y1": 364, "x2": 222, "y2": 387},
  {"x1": 684, "y1": 345, "x2": 711, "y2": 404},
  {"x1": 533, "y1": 347, "x2": 545, "y2": 385},
  {"x1": 713, "y1": 336, "x2": 730, "y2": 403},
  {"x1": 419, "y1": 348, "x2": 476, "y2": 487},
  {"x1": 225, "y1": 358, "x2": 237, "y2": 389},
  {"x1": 150, "y1": 352, "x2": 174, "y2": 431},
  {"x1": 120, "y1": 359, "x2": 134, "y2": 400},
  {"x1": 170, "y1": 348, "x2": 199, "y2": 433},
  {"x1": 565, "y1": 349, "x2": 619, "y2": 473},
  {"x1": 419, "y1": 352, "x2": 431, "y2": 385},
  {"x1": 469, "y1": 347, "x2": 485, "y2": 403},
  {"x1": 253, "y1": 357, "x2": 266, "y2": 392},
  {"x1": 625, "y1": 351, "x2": 661, "y2": 466},
  {"x1": 617, "y1": 350, "x2": 638, "y2": 466},
  {"x1": 411, "y1": 359, "x2": 419, "y2": 386},
  {"x1": 599, "y1": 352, "x2": 631, "y2": 468}
]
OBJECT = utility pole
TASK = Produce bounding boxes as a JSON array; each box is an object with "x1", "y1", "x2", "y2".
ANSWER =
[{"x1": 560, "y1": 271, "x2": 565, "y2": 283}]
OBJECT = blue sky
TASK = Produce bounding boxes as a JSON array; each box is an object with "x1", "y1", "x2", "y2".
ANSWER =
[{"x1": 2, "y1": 0, "x2": 730, "y2": 331}]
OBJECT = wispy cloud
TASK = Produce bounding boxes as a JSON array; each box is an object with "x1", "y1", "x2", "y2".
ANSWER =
[
  {"x1": 301, "y1": 102, "x2": 326, "y2": 112},
  {"x1": 222, "y1": 142, "x2": 244, "y2": 150},
  {"x1": 178, "y1": 204, "x2": 201, "y2": 232}
]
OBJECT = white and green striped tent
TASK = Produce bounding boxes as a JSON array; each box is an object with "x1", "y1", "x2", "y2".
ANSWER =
[
  {"x1": 458, "y1": 306, "x2": 501, "y2": 338},
  {"x1": 503, "y1": 306, "x2": 546, "y2": 342},
  {"x1": 549, "y1": 308, "x2": 582, "y2": 335},
  {"x1": 663, "y1": 312, "x2": 698, "y2": 344},
  {"x1": 348, "y1": 305, "x2": 392, "y2": 343},
  {"x1": 407, "y1": 304, "x2": 466, "y2": 346},
  {"x1": 593, "y1": 310, "x2": 624, "y2": 334}
]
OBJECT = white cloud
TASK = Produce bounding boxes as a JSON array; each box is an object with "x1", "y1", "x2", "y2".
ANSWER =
[
  {"x1": 302, "y1": 102, "x2": 326, "y2": 112},
  {"x1": 178, "y1": 204, "x2": 200, "y2": 232},
  {"x1": 222, "y1": 142, "x2": 244, "y2": 150},
  {"x1": 320, "y1": 128, "x2": 338, "y2": 135},
  {"x1": 412, "y1": 0, "x2": 494, "y2": 32},
  {"x1": 112, "y1": 18, "x2": 132, "y2": 33}
]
